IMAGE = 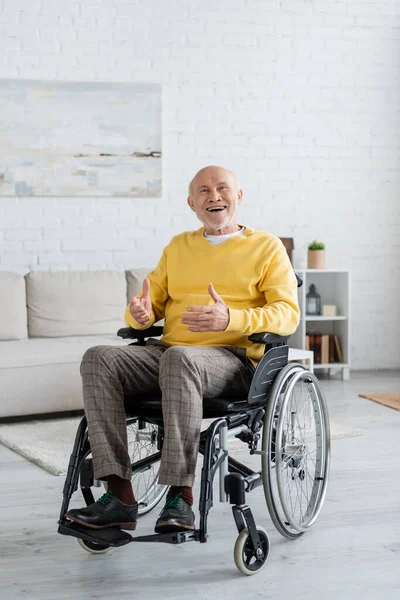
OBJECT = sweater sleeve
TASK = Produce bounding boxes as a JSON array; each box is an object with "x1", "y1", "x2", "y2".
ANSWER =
[
  {"x1": 226, "y1": 240, "x2": 300, "y2": 336},
  {"x1": 124, "y1": 247, "x2": 169, "y2": 330}
]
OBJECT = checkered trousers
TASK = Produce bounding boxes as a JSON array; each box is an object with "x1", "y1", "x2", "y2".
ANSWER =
[{"x1": 80, "y1": 340, "x2": 252, "y2": 487}]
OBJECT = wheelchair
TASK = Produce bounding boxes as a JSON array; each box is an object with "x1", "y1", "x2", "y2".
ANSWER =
[{"x1": 58, "y1": 288, "x2": 330, "y2": 576}]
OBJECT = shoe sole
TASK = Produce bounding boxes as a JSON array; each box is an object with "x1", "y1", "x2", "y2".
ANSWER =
[
  {"x1": 65, "y1": 513, "x2": 137, "y2": 531},
  {"x1": 154, "y1": 520, "x2": 195, "y2": 534}
]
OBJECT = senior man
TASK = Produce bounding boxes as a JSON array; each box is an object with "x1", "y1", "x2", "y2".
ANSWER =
[{"x1": 65, "y1": 165, "x2": 300, "y2": 534}]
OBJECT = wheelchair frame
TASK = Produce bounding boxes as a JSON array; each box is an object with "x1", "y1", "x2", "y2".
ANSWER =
[
  {"x1": 58, "y1": 400, "x2": 269, "y2": 549},
  {"x1": 58, "y1": 274, "x2": 331, "y2": 575},
  {"x1": 58, "y1": 329, "x2": 289, "y2": 553}
]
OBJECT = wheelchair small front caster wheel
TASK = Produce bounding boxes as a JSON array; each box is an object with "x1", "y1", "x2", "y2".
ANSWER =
[
  {"x1": 77, "y1": 538, "x2": 112, "y2": 555},
  {"x1": 233, "y1": 526, "x2": 270, "y2": 576}
]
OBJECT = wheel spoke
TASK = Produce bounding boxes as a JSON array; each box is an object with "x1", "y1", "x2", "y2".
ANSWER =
[
  {"x1": 127, "y1": 422, "x2": 167, "y2": 515},
  {"x1": 263, "y1": 365, "x2": 330, "y2": 536}
]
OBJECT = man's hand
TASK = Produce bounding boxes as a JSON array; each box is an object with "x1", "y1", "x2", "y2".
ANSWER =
[
  {"x1": 181, "y1": 283, "x2": 230, "y2": 332},
  {"x1": 129, "y1": 278, "x2": 153, "y2": 325}
]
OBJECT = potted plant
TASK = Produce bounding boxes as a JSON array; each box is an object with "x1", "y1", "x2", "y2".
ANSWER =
[{"x1": 308, "y1": 240, "x2": 325, "y2": 269}]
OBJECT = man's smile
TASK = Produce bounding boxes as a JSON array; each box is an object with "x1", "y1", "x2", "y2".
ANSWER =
[{"x1": 206, "y1": 206, "x2": 226, "y2": 212}]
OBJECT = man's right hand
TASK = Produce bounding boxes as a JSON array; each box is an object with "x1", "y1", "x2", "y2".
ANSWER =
[{"x1": 129, "y1": 278, "x2": 153, "y2": 325}]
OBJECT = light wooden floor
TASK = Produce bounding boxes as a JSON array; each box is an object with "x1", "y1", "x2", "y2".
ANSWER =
[{"x1": 1, "y1": 370, "x2": 400, "y2": 600}]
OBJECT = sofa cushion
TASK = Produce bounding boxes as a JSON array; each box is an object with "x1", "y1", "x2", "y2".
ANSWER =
[
  {"x1": 0, "y1": 272, "x2": 28, "y2": 340},
  {"x1": 26, "y1": 271, "x2": 126, "y2": 337},
  {"x1": 126, "y1": 268, "x2": 165, "y2": 326},
  {"x1": 125, "y1": 268, "x2": 153, "y2": 302},
  {"x1": 0, "y1": 335, "x2": 124, "y2": 370},
  {"x1": 0, "y1": 335, "x2": 126, "y2": 417}
]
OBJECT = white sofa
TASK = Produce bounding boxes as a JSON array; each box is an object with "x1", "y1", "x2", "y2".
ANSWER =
[
  {"x1": 0, "y1": 268, "x2": 150, "y2": 418},
  {"x1": 0, "y1": 269, "x2": 313, "y2": 420}
]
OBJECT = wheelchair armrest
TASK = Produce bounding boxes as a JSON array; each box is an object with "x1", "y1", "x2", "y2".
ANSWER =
[
  {"x1": 117, "y1": 326, "x2": 164, "y2": 340},
  {"x1": 248, "y1": 332, "x2": 289, "y2": 345},
  {"x1": 118, "y1": 326, "x2": 288, "y2": 345}
]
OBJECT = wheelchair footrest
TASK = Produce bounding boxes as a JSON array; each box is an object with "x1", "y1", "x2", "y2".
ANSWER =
[
  {"x1": 59, "y1": 521, "x2": 202, "y2": 547},
  {"x1": 58, "y1": 521, "x2": 133, "y2": 547},
  {"x1": 131, "y1": 530, "x2": 201, "y2": 544}
]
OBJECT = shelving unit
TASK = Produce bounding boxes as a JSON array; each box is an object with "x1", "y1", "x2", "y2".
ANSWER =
[{"x1": 289, "y1": 269, "x2": 351, "y2": 380}]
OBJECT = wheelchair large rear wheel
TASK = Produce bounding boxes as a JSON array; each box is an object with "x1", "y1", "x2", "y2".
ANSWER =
[
  {"x1": 262, "y1": 363, "x2": 330, "y2": 539},
  {"x1": 128, "y1": 420, "x2": 168, "y2": 516}
]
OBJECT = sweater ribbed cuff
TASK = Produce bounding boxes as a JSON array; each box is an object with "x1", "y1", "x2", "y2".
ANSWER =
[{"x1": 226, "y1": 308, "x2": 247, "y2": 332}]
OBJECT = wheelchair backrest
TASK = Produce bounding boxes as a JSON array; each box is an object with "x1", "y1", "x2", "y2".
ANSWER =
[{"x1": 247, "y1": 344, "x2": 289, "y2": 405}]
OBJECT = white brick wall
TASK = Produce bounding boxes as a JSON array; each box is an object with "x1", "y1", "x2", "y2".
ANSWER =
[{"x1": 1, "y1": 0, "x2": 400, "y2": 369}]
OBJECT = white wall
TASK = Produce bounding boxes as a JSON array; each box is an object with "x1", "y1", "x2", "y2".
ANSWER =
[{"x1": 1, "y1": 0, "x2": 399, "y2": 369}]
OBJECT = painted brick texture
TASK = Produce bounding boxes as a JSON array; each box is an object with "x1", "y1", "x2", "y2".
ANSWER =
[{"x1": 0, "y1": 0, "x2": 399, "y2": 368}]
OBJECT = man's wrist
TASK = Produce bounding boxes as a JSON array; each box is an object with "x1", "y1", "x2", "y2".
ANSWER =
[{"x1": 224, "y1": 309, "x2": 230, "y2": 331}]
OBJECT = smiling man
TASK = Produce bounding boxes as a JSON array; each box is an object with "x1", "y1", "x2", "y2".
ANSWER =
[
  {"x1": 188, "y1": 165, "x2": 243, "y2": 235},
  {"x1": 65, "y1": 165, "x2": 300, "y2": 535}
]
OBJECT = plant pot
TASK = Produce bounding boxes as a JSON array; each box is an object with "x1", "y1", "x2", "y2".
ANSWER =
[{"x1": 308, "y1": 250, "x2": 325, "y2": 269}]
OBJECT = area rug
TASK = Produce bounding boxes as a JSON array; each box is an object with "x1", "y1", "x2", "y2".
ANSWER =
[
  {"x1": 0, "y1": 417, "x2": 364, "y2": 477},
  {"x1": 359, "y1": 393, "x2": 400, "y2": 412}
]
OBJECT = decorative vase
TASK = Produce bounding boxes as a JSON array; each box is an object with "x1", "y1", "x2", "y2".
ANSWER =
[{"x1": 308, "y1": 250, "x2": 325, "y2": 269}]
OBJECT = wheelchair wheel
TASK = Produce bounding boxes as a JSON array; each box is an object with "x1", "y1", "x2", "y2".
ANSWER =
[
  {"x1": 233, "y1": 526, "x2": 270, "y2": 576},
  {"x1": 127, "y1": 421, "x2": 168, "y2": 516},
  {"x1": 77, "y1": 538, "x2": 111, "y2": 554},
  {"x1": 262, "y1": 363, "x2": 330, "y2": 539}
]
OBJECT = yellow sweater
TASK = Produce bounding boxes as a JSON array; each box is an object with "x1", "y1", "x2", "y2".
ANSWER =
[{"x1": 125, "y1": 226, "x2": 300, "y2": 364}]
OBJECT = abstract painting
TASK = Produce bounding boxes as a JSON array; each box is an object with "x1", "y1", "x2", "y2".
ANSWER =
[{"x1": 0, "y1": 79, "x2": 161, "y2": 197}]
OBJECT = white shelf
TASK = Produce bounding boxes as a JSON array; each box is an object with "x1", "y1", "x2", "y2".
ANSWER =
[
  {"x1": 314, "y1": 363, "x2": 349, "y2": 369},
  {"x1": 305, "y1": 316, "x2": 347, "y2": 321},
  {"x1": 290, "y1": 269, "x2": 351, "y2": 380},
  {"x1": 299, "y1": 268, "x2": 350, "y2": 273}
]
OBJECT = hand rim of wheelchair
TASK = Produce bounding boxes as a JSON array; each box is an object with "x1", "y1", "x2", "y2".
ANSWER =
[{"x1": 262, "y1": 363, "x2": 331, "y2": 537}]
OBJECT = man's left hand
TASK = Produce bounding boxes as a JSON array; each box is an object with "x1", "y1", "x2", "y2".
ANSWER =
[{"x1": 181, "y1": 283, "x2": 230, "y2": 332}]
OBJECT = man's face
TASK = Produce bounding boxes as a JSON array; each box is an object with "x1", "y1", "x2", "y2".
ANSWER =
[{"x1": 187, "y1": 167, "x2": 243, "y2": 234}]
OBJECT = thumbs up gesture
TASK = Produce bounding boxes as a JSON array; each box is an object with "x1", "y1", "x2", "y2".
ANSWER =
[
  {"x1": 129, "y1": 278, "x2": 153, "y2": 325},
  {"x1": 181, "y1": 283, "x2": 230, "y2": 332}
]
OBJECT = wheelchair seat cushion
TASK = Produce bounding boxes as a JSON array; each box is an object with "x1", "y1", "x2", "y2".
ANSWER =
[{"x1": 125, "y1": 394, "x2": 250, "y2": 419}]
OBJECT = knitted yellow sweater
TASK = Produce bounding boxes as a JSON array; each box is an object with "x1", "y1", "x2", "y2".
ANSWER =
[{"x1": 125, "y1": 226, "x2": 300, "y2": 363}]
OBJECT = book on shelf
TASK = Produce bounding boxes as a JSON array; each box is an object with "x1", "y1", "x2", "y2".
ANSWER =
[
  {"x1": 329, "y1": 335, "x2": 336, "y2": 363},
  {"x1": 314, "y1": 333, "x2": 322, "y2": 364},
  {"x1": 321, "y1": 334, "x2": 330, "y2": 364},
  {"x1": 333, "y1": 334, "x2": 344, "y2": 363},
  {"x1": 306, "y1": 333, "x2": 344, "y2": 364}
]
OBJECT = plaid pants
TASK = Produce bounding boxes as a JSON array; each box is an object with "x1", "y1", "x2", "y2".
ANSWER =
[{"x1": 80, "y1": 340, "x2": 252, "y2": 487}]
